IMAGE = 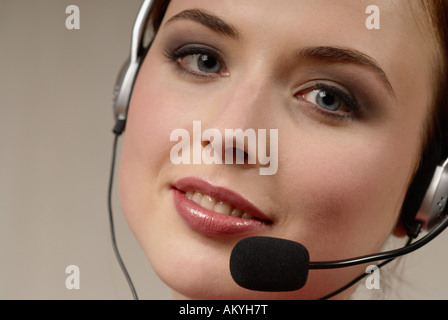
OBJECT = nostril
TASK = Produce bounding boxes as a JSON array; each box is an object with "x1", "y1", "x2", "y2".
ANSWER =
[
  {"x1": 236, "y1": 148, "x2": 249, "y2": 163},
  {"x1": 225, "y1": 147, "x2": 249, "y2": 164}
]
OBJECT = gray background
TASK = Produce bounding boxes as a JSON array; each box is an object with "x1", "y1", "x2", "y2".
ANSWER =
[{"x1": 0, "y1": 0, "x2": 447, "y2": 300}]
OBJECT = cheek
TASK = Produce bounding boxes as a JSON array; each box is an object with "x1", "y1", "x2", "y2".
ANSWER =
[
  {"x1": 118, "y1": 58, "x2": 177, "y2": 221},
  {"x1": 276, "y1": 128, "x2": 416, "y2": 258},
  {"x1": 118, "y1": 49, "x2": 212, "y2": 239},
  {"x1": 120, "y1": 49, "x2": 194, "y2": 174}
]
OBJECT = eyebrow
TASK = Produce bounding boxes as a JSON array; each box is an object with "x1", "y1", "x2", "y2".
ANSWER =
[
  {"x1": 296, "y1": 46, "x2": 395, "y2": 96},
  {"x1": 166, "y1": 9, "x2": 240, "y2": 40},
  {"x1": 165, "y1": 9, "x2": 394, "y2": 97}
]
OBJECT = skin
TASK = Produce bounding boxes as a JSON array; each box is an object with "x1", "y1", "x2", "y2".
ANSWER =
[{"x1": 119, "y1": 0, "x2": 437, "y2": 299}]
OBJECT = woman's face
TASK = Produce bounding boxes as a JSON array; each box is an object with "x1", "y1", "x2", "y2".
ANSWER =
[{"x1": 119, "y1": 0, "x2": 436, "y2": 299}]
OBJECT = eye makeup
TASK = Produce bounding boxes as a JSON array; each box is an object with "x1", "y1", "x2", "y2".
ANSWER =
[
  {"x1": 301, "y1": 83, "x2": 361, "y2": 119},
  {"x1": 163, "y1": 43, "x2": 229, "y2": 80},
  {"x1": 159, "y1": 27, "x2": 381, "y2": 124}
]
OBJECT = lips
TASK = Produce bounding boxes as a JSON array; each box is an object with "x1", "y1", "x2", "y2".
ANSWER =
[{"x1": 172, "y1": 177, "x2": 272, "y2": 236}]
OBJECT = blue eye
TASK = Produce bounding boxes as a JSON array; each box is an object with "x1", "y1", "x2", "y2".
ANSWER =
[
  {"x1": 304, "y1": 89, "x2": 343, "y2": 111},
  {"x1": 165, "y1": 45, "x2": 228, "y2": 78},
  {"x1": 298, "y1": 84, "x2": 360, "y2": 119},
  {"x1": 182, "y1": 53, "x2": 222, "y2": 74}
]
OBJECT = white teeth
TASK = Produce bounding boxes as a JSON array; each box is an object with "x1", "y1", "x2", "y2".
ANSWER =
[
  {"x1": 185, "y1": 191, "x2": 194, "y2": 200},
  {"x1": 185, "y1": 191, "x2": 253, "y2": 219},
  {"x1": 192, "y1": 191, "x2": 203, "y2": 203},
  {"x1": 230, "y1": 208, "x2": 243, "y2": 218},
  {"x1": 241, "y1": 212, "x2": 254, "y2": 219},
  {"x1": 214, "y1": 201, "x2": 233, "y2": 215},
  {"x1": 200, "y1": 194, "x2": 216, "y2": 210}
]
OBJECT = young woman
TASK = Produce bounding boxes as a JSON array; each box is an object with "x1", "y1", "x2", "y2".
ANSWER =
[{"x1": 116, "y1": 0, "x2": 448, "y2": 299}]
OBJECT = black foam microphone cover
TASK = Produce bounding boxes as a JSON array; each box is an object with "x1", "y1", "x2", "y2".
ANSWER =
[{"x1": 230, "y1": 236, "x2": 310, "y2": 292}]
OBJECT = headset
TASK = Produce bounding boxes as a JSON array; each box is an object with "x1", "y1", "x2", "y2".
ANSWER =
[
  {"x1": 112, "y1": 0, "x2": 153, "y2": 135},
  {"x1": 109, "y1": 0, "x2": 448, "y2": 300}
]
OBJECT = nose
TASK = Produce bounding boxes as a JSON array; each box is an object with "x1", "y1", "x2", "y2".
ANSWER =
[{"x1": 201, "y1": 73, "x2": 277, "y2": 168}]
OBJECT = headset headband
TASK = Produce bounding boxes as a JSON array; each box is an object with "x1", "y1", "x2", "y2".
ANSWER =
[{"x1": 112, "y1": 0, "x2": 154, "y2": 125}]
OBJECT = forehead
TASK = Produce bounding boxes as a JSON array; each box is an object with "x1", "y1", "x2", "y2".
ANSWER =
[
  {"x1": 165, "y1": 0, "x2": 423, "y2": 31},
  {"x1": 163, "y1": 0, "x2": 433, "y2": 59}
]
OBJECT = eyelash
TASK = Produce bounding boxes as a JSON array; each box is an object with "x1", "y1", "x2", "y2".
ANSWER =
[
  {"x1": 164, "y1": 45, "x2": 227, "y2": 79},
  {"x1": 164, "y1": 45, "x2": 362, "y2": 121},
  {"x1": 296, "y1": 83, "x2": 362, "y2": 120}
]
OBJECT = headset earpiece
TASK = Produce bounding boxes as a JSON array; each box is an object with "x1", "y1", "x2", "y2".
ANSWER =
[
  {"x1": 416, "y1": 158, "x2": 448, "y2": 233},
  {"x1": 112, "y1": 0, "x2": 154, "y2": 135},
  {"x1": 112, "y1": 57, "x2": 139, "y2": 134}
]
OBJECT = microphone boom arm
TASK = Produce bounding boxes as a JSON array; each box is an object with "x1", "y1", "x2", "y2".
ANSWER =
[{"x1": 310, "y1": 215, "x2": 448, "y2": 269}]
